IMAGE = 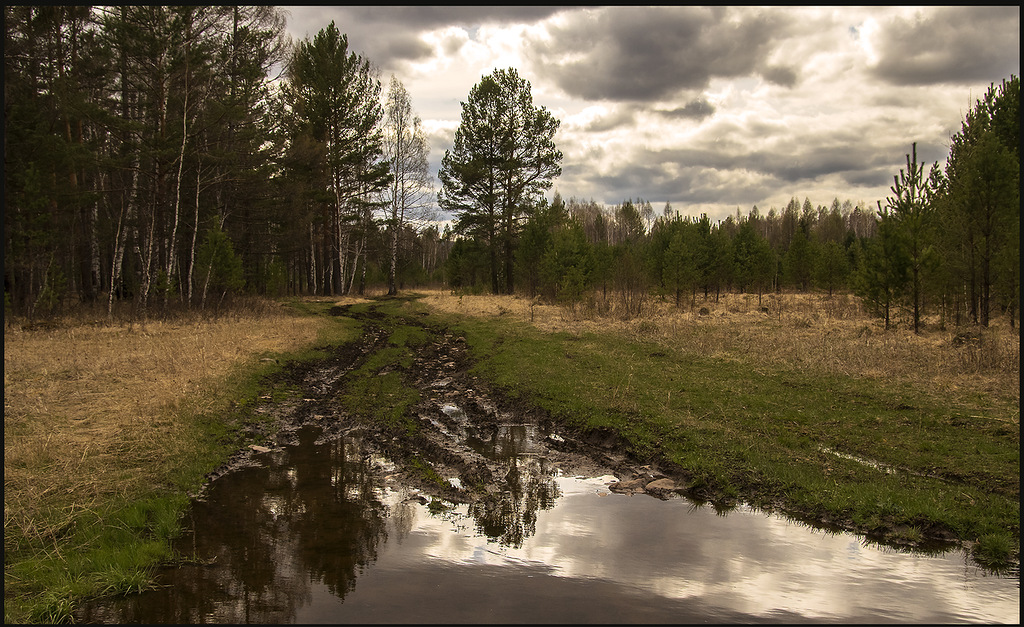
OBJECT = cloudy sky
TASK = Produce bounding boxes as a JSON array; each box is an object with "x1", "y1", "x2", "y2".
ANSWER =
[{"x1": 283, "y1": 6, "x2": 1019, "y2": 223}]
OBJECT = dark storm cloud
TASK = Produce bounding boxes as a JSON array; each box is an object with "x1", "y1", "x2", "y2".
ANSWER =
[
  {"x1": 579, "y1": 162, "x2": 762, "y2": 210},
  {"x1": 759, "y1": 65, "x2": 798, "y2": 88},
  {"x1": 527, "y1": 6, "x2": 798, "y2": 102},
  {"x1": 870, "y1": 6, "x2": 1020, "y2": 85},
  {"x1": 569, "y1": 129, "x2": 924, "y2": 210},
  {"x1": 580, "y1": 107, "x2": 636, "y2": 132},
  {"x1": 654, "y1": 99, "x2": 716, "y2": 121},
  {"x1": 335, "y1": 6, "x2": 571, "y2": 29}
]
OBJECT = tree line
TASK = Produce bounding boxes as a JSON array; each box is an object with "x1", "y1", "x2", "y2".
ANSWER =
[
  {"x1": 4, "y1": 7, "x2": 1018, "y2": 331},
  {"x1": 5, "y1": 7, "x2": 436, "y2": 321},
  {"x1": 444, "y1": 75, "x2": 1018, "y2": 331}
]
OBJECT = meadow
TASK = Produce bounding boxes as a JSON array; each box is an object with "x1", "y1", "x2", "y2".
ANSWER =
[
  {"x1": 416, "y1": 289, "x2": 1018, "y2": 559},
  {"x1": 4, "y1": 289, "x2": 1018, "y2": 622}
]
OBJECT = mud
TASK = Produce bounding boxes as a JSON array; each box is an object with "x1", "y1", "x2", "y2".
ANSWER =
[{"x1": 196, "y1": 299, "x2": 677, "y2": 511}]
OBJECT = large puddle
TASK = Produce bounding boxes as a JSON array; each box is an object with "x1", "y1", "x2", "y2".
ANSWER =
[{"x1": 76, "y1": 401, "x2": 1018, "y2": 623}]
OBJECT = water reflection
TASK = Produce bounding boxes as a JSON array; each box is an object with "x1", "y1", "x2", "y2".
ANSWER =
[
  {"x1": 464, "y1": 421, "x2": 561, "y2": 548},
  {"x1": 76, "y1": 418, "x2": 1020, "y2": 624},
  {"x1": 468, "y1": 455, "x2": 560, "y2": 548},
  {"x1": 76, "y1": 427, "x2": 389, "y2": 623}
]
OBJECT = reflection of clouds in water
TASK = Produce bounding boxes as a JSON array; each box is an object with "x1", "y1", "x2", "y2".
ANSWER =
[
  {"x1": 408, "y1": 485, "x2": 1018, "y2": 622},
  {"x1": 90, "y1": 424, "x2": 1015, "y2": 624}
]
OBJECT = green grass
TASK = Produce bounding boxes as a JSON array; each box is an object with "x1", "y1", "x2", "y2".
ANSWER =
[
  {"x1": 335, "y1": 298, "x2": 427, "y2": 431},
  {"x1": 6, "y1": 441, "x2": 218, "y2": 624},
  {"x1": 5, "y1": 494, "x2": 190, "y2": 624},
  {"x1": 423, "y1": 302, "x2": 1019, "y2": 569}
]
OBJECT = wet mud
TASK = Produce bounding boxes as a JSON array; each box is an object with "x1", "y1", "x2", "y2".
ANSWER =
[{"x1": 201, "y1": 299, "x2": 678, "y2": 509}]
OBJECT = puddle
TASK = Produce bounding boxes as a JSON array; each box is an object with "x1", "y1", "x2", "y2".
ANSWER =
[
  {"x1": 75, "y1": 418, "x2": 1019, "y2": 624},
  {"x1": 820, "y1": 446, "x2": 900, "y2": 474}
]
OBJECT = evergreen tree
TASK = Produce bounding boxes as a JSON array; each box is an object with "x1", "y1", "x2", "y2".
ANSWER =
[
  {"x1": 539, "y1": 217, "x2": 592, "y2": 308},
  {"x1": 195, "y1": 222, "x2": 245, "y2": 310},
  {"x1": 439, "y1": 68, "x2": 562, "y2": 294},
  {"x1": 814, "y1": 241, "x2": 851, "y2": 297},
  {"x1": 885, "y1": 143, "x2": 939, "y2": 333},
  {"x1": 854, "y1": 204, "x2": 908, "y2": 329},
  {"x1": 613, "y1": 240, "x2": 649, "y2": 317},
  {"x1": 662, "y1": 219, "x2": 702, "y2": 309},
  {"x1": 732, "y1": 219, "x2": 776, "y2": 303},
  {"x1": 516, "y1": 194, "x2": 566, "y2": 297},
  {"x1": 731, "y1": 219, "x2": 759, "y2": 293},
  {"x1": 940, "y1": 76, "x2": 1019, "y2": 327},
  {"x1": 783, "y1": 224, "x2": 816, "y2": 292},
  {"x1": 283, "y1": 21, "x2": 390, "y2": 295}
]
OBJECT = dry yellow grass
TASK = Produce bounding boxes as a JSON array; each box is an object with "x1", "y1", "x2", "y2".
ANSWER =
[
  {"x1": 3, "y1": 297, "x2": 369, "y2": 549},
  {"x1": 416, "y1": 288, "x2": 1020, "y2": 411}
]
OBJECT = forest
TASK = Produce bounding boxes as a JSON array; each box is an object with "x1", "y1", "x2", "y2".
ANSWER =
[{"x1": 4, "y1": 6, "x2": 1020, "y2": 330}]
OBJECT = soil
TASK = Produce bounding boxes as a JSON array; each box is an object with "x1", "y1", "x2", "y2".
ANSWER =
[{"x1": 194, "y1": 299, "x2": 682, "y2": 508}]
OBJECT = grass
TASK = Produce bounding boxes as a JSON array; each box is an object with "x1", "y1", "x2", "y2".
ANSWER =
[
  {"x1": 3, "y1": 295, "x2": 367, "y2": 624},
  {"x1": 413, "y1": 288, "x2": 1019, "y2": 569},
  {"x1": 335, "y1": 299, "x2": 427, "y2": 432}
]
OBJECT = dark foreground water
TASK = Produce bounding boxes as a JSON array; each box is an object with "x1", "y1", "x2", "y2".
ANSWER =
[{"x1": 76, "y1": 416, "x2": 1019, "y2": 624}]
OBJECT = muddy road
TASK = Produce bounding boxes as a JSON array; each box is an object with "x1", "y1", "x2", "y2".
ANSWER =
[{"x1": 203, "y1": 299, "x2": 679, "y2": 508}]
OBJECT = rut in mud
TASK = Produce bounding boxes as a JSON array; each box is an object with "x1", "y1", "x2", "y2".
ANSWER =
[{"x1": 200, "y1": 298, "x2": 679, "y2": 509}]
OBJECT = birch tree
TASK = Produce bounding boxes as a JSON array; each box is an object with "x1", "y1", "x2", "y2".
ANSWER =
[{"x1": 381, "y1": 75, "x2": 433, "y2": 295}]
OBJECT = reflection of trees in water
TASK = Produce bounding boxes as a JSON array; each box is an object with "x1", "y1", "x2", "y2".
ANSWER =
[
  {"x1": 466, "y1": 425, "x2": 561, "y2": 548},
  {"x1": 79, "y1": 428, "x2": 388, "y2": 623},
  {"x1": 389, "y1": 497, "x2": 418, "y2": 545},
  {"x1": 80, "y1": 418, "x2": 567, "y2": 622},
  {"x1": 293, "y1": 433, "x2": 388, "y2": 600}
]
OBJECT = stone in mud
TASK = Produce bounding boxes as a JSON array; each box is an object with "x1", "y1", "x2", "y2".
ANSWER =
[
  {"x1": 608, "y1": 478, "x2": 648, "y2": 494},
  {"x1": 644, "y1": 478, "x2": 679, "y2": 498}
]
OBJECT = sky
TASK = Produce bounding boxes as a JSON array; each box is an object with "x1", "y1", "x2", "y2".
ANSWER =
[{"x1": 282, "y1": 6, "x2": 1020, "y2": 223}]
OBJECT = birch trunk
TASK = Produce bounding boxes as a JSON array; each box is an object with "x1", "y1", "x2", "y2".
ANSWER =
[
  {"x1": 338, "y1": 230, "x2": 350, "y2": 295},
  {"x1": 348, "y1": 236, "x2": 362, "y2": 295},
  {"x1": 187, "y1": 164, "x2": 200, "y2": 307},
  {"x1": 167, "y1": 73, "x2": 188, "y2": 304},
  {"x1": 108, "y1": 158, "x2": 138, "y2": 319}
]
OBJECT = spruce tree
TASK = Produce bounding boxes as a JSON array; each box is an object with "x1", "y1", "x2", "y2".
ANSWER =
[{"x1": 885, "y1": 143, "x2": 939, "y2": 333}]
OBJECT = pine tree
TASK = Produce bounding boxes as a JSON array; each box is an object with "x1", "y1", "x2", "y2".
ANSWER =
[
  {"x1": 940, "y1": 77, "x2": 1019, "y2": 327},
  {"x1": 854, "y1": 203, "x2": 908, "y2": 329},
  {"x1": 885, "y1": 143, "x2": 939, "y2": 333},
  {"x1": 283, "y1": 22, "x2": 391, "y2": 295},
  {"x1": 439, "y1": 68, "x2": 561, "y2": 294}
]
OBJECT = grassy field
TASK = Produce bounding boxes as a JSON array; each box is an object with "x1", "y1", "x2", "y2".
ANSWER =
[
  {"x1": 414, "y1": 289, "x2": 1018, "y2": 565},
  {"x1": 3, "y1": 296, "x2": 369, "y2": 623},
  {"x1": 319, "y1": 289, "x2": 1018, "y2": 568},
  {"x1": 4, "y1": 288, "x2": 1019, "y2": 622}
]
